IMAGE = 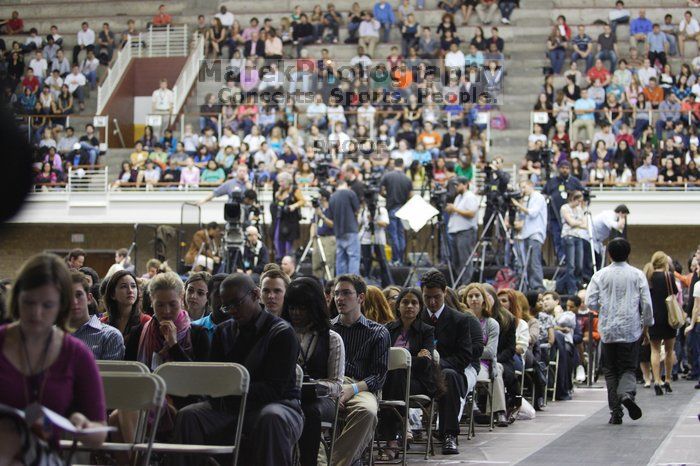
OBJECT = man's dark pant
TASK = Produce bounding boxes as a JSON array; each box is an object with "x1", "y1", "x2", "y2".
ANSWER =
[
  {"x1": 449, "y1": 228, "x2": 477, "y2": 286},
  {"x1": 361, "y1": 243, "x2": 393, "y2": 288},
  {"x1": 601, "y1": 341, "x2": 639, "y2": 414},
  {"x1": 171, "y1": 399, "x2": 304, "y2": 466},
  {"x1": 299, "y1": 396, "x2": 336, "y2": 466},
  {"x1": 72, "y1": 44, "x2": 94, "y2": 65},
  {"x1": 387, "y1": 207, "x2": 406, "y2": 265},
  {"x1": 547, "y1": 216, "x2": 564, "y2": 262},
  {"x1": 438, "y1": 365, "x2": 467, "y2": 436},
  {"x1": 688, "y1": 324, "x2": 700, "y2": 380},
  {"x1": 648, "y1": 50, "x2": 667, "y2": 67}
]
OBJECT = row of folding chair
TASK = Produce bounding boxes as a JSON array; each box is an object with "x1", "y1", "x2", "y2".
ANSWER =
[
  {"x1": 62, "y1": 360, "x2": 251, "y2": 466},
  {"x1": 319, "y1": 347, "x2": 417, "y2": 466}
]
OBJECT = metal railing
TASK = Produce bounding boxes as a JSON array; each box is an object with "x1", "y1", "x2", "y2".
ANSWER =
[
  {"x1": 67, "y1": 166, "x2": 109, "y2": 193},
  {"x1": 97, "y1": 25, "x2": 190, "y2": 114},
  {"x1": 16, "y1": 114, "x2": 109, "y2": 149},
  {"x1": 173, "y1": 33, "x2": 206, "y2": 117}
]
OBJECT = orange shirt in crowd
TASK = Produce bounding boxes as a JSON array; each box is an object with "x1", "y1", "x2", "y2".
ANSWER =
[
  {"x1": 153, "y1": 13, "x2": 172, "y2": 27},
  {"x1": 392, "y1": 68, "x2": 413, "y2": 89},
  {"x1": 418, "y1": 131, "x2": 442, "y2": 149},
  {"x1": 642, "y1": 85, "x2": 664, "y2": 106}
]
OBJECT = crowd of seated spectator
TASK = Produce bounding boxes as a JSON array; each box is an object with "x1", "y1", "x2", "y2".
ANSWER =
[
  {"x1": 110, "y1": 2, "x2": 515, "y2": 191},
  {"x1": 529, "y1": 11, "x2": 700, "y2": 187},
  {"x1": 0, "y1": 11, "x2": 164, "y2": 189},
  {"x1": 28, "y1": 123, "x2": 104, "y2": 189},
  {"x1": 1, "y1": 247, "x2": 599, "y2": 464}
]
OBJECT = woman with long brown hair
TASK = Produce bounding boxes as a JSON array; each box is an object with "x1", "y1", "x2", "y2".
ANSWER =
[
  {"x1": 363, "y1": 285, "x2": 395, "y2": 324},
  {"x1": 461, "y1": 283, "x2": 510, "y2": 427},
  {"x1": 0, "y1": 254, "x2": 107, "y2": 463},
  {"x1": 643, "y1": 251, "x2": 679, "y2": 395},
  {"x1": 101, "y1": 269, "x2": 150, "y2": 361}
]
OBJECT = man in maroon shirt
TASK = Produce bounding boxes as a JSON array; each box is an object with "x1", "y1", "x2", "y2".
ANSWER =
[
  {"x1": 0, "y1": 11, "x2": 24, "y2": 34},
  {"x1": 21, "y1": 68, "x2": 40, "y2": 94}
]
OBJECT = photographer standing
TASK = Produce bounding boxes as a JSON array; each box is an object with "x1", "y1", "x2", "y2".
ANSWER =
[
  {"x1": 542, "y1": 160, "x2": 584, "y2": 261},
  {"x1": 328, "y1": 180, "x2": 361, "y2": 275},
  {"x1": 310, "y1": 190, "x2": 336, "y2": 281},
  {"x1": 270, "y1": 172, "x2": 306, "y2": 260},
  {"x1": 592, "y1": 204, "x2": 629, "y2": 269},
  {"x1": 446, "y1": 177, "x2": 479, "y2": 286},
  {"x1": 512, "y1": 180, "x2": 548, "y2": 292},
  {"x1": 359, "y1": 196, "x2": 392, "y2": 287},
  {"x1": 380, "y1": 158, "x2": 413, "y2": 266},
  {"x1": 559, "y1": 191, "x2": 588, "y2": 296}
]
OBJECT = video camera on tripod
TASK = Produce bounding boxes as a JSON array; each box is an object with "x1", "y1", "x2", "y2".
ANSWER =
[
  {"x1": 480, "y1": 163, "x2": 523, "y2": 213},
  {"x1": 422, "y1": 160, "x2": 449, "y2": 211},
  {"x1": 364, "y1": 172, "x2": 383, "y2": 219},
  {"x1": 222, "y1": 190, "x2": 246, "y2": 273}
]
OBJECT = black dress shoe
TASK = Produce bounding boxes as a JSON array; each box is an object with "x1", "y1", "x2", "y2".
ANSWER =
[
  {"x1": 441, "y1": 435, "x2": 459, "y2": 455},
  {"x1": 534, "y1": 397, "x2": 545, "y2": 411},
  {"x1": 654, "y1": 384, "x2": 664, "y2": 396},
  {"x1": 608, "y1": 411, "x2": 623, "y2": 424},
  {"x1": 496, "y1": 412, "x2": 509, "y2": 427},
  {"x1": 620, "y1": 394, "x2": 642, "y2": 420},
  {"x1": 663, "y1": 382, "x2": 673, "y2": 393}
]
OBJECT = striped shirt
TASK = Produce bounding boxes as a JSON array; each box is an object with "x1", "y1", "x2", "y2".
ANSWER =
[
  {"x1": 72, "y1": 315, "x2": 125, "y2": 360},
  {"x1": 297, "y1": 329, "x2": 345, "y2": 397},
  {"x1": 331, "y1": 314, "x2": 390, "y2": 393}
]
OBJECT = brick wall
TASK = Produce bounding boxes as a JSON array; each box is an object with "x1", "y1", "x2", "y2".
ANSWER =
[{"x1": 0, "y1": 224, "x2": 697, "y2": 279}]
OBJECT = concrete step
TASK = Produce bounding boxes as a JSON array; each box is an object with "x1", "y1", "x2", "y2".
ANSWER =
[
  {"x1": 0, "y1": 1, "x2": 185, "y2": 19},
  {"x1": 104, "y1": 148, "x2": 131, "y2": 173}
]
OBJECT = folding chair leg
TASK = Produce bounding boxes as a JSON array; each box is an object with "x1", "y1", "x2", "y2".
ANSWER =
[
  {"x1": 424, "y1": 402, "x2": 434, "y2": 460},
  {"x1": 555, "y1": 350, "x2": 560, "y2": 400},
  {"x1": 469, "y1": 394, "x2": 475, "y2": 439},
  {"x1": 488, "y1": 382, "x2": 494, "y2": 432},
  {"x1": 401, "y1": 404, "x2": 409, "y2": 466}
]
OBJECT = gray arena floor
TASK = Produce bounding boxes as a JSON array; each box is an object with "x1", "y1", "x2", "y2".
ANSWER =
[{"x1": 406, "y1": 382, "x2": 700, "y2": 465}]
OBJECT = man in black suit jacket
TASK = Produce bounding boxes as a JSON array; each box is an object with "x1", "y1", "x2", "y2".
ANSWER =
[
  {"x1": 420, "y1": 269, "x2": 482, "y2": 455},
  {"x1": 244, "y1": 31, "x2": 265, "y2": 59},
  {"x1": 172, "y1": 273, "x2": 303, "y2": 466},
  {"x1": 440, "y1": 125, "x2": 464, "y2": 158}
]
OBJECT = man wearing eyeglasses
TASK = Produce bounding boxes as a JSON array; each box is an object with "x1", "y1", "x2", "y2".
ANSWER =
[
  {"x1": 330, "y1": 274, "x2": 390, "y2": 466},
  {"x1": 172, "y1": 273, "x2": 303, "y2": 466}
]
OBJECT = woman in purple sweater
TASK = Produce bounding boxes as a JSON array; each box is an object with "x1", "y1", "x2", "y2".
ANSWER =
[{"x1": 0, "y1": 253, "x2": 107, "y2": 463}]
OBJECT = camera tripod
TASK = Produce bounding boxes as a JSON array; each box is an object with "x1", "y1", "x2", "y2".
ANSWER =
[
  {"x1": 359, "y1": 206, "x2": 395, "y2": 287},
  {"x1": 297, "y1": 213, "x2": 333, "y2": 281},
  {"x1": 220, "y1": 222, "x2": 244, "y2": 274},
  {"x1": 453, "y1": 205, "x2": 511, "y2": 285},
  {"x1": 403, "y1": 212, "x2": 455, "y2": 287}
]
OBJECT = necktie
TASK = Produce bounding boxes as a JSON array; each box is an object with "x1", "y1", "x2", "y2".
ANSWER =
[{"x1": 431, "y1": 314, "x2": 438, "y2": 325}]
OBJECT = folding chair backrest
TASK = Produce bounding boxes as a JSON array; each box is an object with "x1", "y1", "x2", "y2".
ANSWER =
[
  {"x1": 100, "y1": 372, "x2": 166, "y2": 411},
  {"x1": 296, "y1": 364, "x2": 304, "y2": 390},
  {"x1": 388, "y1": 347, "x2": 411, "y2": 371},
  {"x1": 154, "y1": 362, "x2": 250, "y2": 398},
  {"x1": 97, "y1": 360, "x2": 149, "y2": 374}
]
